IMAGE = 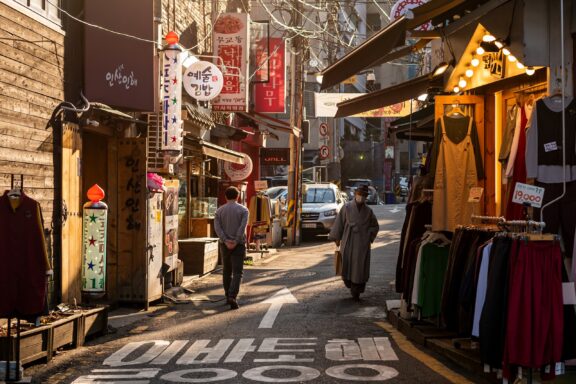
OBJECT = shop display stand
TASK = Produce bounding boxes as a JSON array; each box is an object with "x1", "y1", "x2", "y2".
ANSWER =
[{"x1": 2, "y1": 175, "x2": 26, "y2": 382}]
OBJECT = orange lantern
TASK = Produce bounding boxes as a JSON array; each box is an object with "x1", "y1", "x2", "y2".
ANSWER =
[{"x1": 165, "y1": 31, "x2": 179, "y2": 45}]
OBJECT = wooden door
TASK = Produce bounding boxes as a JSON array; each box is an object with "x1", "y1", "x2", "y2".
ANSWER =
[{"x1": 61, "y1": 123, "x2": 82, "y2": 303}]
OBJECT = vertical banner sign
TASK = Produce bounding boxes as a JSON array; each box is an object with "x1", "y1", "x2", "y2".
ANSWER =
[
  {"x1": 82, "y1": 184, "x2": 108, "y2": 297},
  {"x1": 212, "y1": 13, "x2": 250, "y2": 111},
  {"x1": 254, "y1": 38, "x2": 286, "y2": 113},
  {"x1": 161, "y1": 46, "x2": 183, "y2": 151},
  {"x1": 164, "y1": 179, "x2": 180, "y2": 271}
]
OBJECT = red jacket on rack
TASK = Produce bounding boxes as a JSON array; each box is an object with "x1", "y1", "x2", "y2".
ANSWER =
[{"x1": 0, "y1": 191, "x2": 51, "y2": 318}]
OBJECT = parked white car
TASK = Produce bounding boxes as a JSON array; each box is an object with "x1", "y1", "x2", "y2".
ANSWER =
[{"x1": 300, "y1": 183, "x2": 345, "y2": 235}]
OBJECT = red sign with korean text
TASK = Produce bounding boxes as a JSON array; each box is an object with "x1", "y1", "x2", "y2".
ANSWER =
[
  {"x1": 254, "y1": 38, "x2": 286, "y2": 113},
  {"x1": 212, "y1": 13, "x2": 249, "y2": 112}
]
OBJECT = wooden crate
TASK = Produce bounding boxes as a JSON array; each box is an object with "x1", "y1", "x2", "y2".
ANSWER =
[
  {"x1": 50, "y1": 313, "x2": 83, "y2": 351},
  {"x1": 82, "y1": 306, "x2": 109, "y2": 341},
  {"x1": 0, "y1": 324, "x2": 52, "y2": 365},
  {"x1": 178, "y1": 238, "x2": 219, "y2": 275}
]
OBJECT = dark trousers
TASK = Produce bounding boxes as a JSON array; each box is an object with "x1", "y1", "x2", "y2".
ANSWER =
[{"x1": 221, "y1": 243, "x2": 245, "y2": 299}]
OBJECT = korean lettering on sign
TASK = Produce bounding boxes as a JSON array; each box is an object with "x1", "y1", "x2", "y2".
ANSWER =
[
  {"x1": 183, "y1": 61, "x2": 224, "y2": 101},
  {"x1": 254, "y1": 38, "x2": 286, "y2": 113}
]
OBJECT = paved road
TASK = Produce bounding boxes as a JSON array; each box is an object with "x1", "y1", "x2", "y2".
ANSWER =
[{"x1": 25, "y1": 204, "x2": 486, "y2": 383}]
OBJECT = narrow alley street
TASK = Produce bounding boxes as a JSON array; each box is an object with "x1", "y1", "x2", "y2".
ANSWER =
[{"x1": 25, "y1": 205, "x2": 487, "y2": 384}]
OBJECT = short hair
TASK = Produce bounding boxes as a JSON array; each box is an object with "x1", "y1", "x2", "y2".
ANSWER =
[{"x1": 225, "y1": 186, "x2": 240, "y2": 200}]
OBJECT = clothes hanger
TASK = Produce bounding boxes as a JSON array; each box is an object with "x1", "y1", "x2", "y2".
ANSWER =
[
  {"x1": 7, "y1": 186, "x2": 21, "y2": 198},
  {"x1": 445, "y1": 101, "x2": 466, "y2": 118}
]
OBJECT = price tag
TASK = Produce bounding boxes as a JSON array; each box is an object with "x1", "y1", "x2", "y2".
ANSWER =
[
  {"x1": 512, "y1": 182, "x2": 545, "y2": 208},
  {"x1": 468, "y1": 187, "x2": 483, "y2": 203},
  {"x1": 254, "y1": 180, "x2": 268, "y2": 191}
]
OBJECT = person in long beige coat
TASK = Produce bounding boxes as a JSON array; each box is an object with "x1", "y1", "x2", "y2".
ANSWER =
[{"x1": 329, "y1": 185, "x2": 379, "y2": 300}]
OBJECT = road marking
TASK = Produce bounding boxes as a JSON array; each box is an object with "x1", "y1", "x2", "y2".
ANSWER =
[
  {"x1": 258, "y1": 288, "x2": 298, "y2": 329},
  {"x1": 375, "y1": 322, "x2": 474, "y2": 384},
  {"x1": 388, "y1": 207, "x2": 401, "y2": 213}
]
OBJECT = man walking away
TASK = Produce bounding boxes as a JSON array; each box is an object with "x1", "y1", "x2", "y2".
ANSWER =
[
  {"x1": 329, "y1": 185, "x2": 379, "y2": 301},
  {"x1": 214, "y1": 186, "x2": 249, "y2": 309}
]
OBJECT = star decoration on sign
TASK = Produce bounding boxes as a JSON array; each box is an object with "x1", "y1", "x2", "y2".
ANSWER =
[
  {"x1": 172, "y1": 77, "x2": 178, "y2": 85},
  {"x1": 87, "y1": 261, "x2": 95, "y2": 270},
  {"x1": 171, "y1": 136, "x2": 177, "y2": 143},
  {"x1": 172, "y1": 97, "x2": 178, "y2": 105},
  {"x1": 89, "y1": 236, "x2": 96, "y2": 246},
  {"x1": 89, "y1": 213, "x2": 97, "y2": 223},
  {"x1": 172, "y1": 115, "x2": 177, "y2": 124},
  {"x1": 173, "y1": 57, "x2": 178, "y2": 64}
]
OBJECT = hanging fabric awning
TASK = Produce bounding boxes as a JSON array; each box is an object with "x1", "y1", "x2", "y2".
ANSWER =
[
  {"x1": 319, "y1": 17, "x2": 407, "y2": 90},
  {"x1": 237, "y1": 111, "x2": 293, "y2": 134},
  {"x1": 200, "y1": 140, "x2": 245, "y2": 164},
  {"x1": 389, "y1": 104, "x2": 436, "y2": 142},
  {"x1": 335, "y1": 73, "x2": 443, "y2": 117}
]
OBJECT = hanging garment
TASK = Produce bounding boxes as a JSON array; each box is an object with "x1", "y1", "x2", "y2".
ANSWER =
[
  {"x1": 472, "y1": 241, "x2": 493, "y2": 337},
  {"x1": 499, "y1": 104, "x2": 518, "y2": 165},
  {"x1": 526, "y1": 97, "x2": 576, "y2": 183},
  {"x1": 248, "y1": 195, "x2": 272, "y2": 226},
  {"x1": 0, "y1": 191, "x2": 51, "y2": 317},
  {"x1": 503, "y1": 240, "x2": 564, "y2": 375},
  {"x1": 415, "y1": 242, "x2": 450, "y2": 318},
  {"x1": 504, "y1": 105, "x2": 523, "y2": 178},
  {"x1": 432, "y1": 116, "x2": 479, "y2": 232},
  {"x1": 505, "y1": 104, "x2": 531, "y2": 220}
]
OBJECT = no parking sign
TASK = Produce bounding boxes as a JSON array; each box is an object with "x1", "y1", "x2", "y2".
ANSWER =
[{"x1": 319, "y1": 145, "x2": 329, "y2": 159}]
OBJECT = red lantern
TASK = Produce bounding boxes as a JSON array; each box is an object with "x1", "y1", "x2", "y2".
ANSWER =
[
  {"x1": 165, "y1": 31, "x2": 179, "y2": 45},
  {"x1": 87, "y1": 184, "x2": 105, "y2": 203}
]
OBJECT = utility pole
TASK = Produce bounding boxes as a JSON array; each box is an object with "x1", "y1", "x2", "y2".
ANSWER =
[{"x1": 287, "y1": 0, "x2": 303, "y2": 246}]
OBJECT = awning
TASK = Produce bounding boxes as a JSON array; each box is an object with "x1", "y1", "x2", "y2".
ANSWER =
[
  {"x1": 210, "y1": 123, "x2": 254, "y2": 141},
  {"x1": 319, "y1": 17, "x2": 407, "y2": 90},
  {"x1": 200, "y1": 140, "x2": 245, "y2": 164},
  {"x1": 90, "y1": 102, "x2": 147, "y2": 125},
  {"x1": 389, "y1": 104, "x2": 435, "y2": 142},
  {"x1": 370, "y1": 39, "x2": 433, "y2": 68},
  {"x1": 238, "y1": 111, "x2": 293, "y2": 134},
  {"x1": 335, "y1": 73, "x2": 443, "y2": 117},
  {"x1": 406, "y1": 0, "x2": 467, "y2": 29}
]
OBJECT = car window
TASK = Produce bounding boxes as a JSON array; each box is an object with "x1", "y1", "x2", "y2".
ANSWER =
[
  {"x1": 265, "y1": 187, "x2": 287, "y2": 199},
  {"x1": 304, "y1": 188, "x2": 335, "y2": 203}
]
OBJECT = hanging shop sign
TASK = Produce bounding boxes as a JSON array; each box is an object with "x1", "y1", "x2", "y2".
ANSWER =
[
  {"x1": 224, "y1": 154, "x2": 253, "y2": 181},
  {"x1": 84, "y1": 0, "x2": 156, "y2": 111},
  {"x1": 391, "y1": 0, "x2": 431, "y2": 31},
  {"x1": 163, "y1": 179, "x2": 180, "y2": 271},
  {"x1": 183, "y1": 61, "x2": 224, "y2": 101},
  {"x1": 261, "y1": 148, "x2": 290, "y2": 165},
  {"x1": 254, "y1": 180, "x2": 269, "y2": 191},
  {"x1": 81, "y1": 184, "x2": 108, "y2": 297},
  {"x1": 161, "y1": 36, "x2": 183, "y2": 152},
  {"x1": 212, "y1": 13, "x2": 250, "y2": 112},
  {"x1": 254, "y1": 38, "x2": 286, "y2": 113},
  {"x1": 314, "y1": 93, "x2": 413, "y2": 118},
  {"x1": 512, "y1": 182, "x2": 545, "y2": 208}
]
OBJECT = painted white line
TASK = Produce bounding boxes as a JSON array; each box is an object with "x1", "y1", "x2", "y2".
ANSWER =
[{"x1": 258, "y1": 288, "x2": 298, "y2": 329}]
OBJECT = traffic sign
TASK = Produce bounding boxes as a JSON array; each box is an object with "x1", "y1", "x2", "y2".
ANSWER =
[
  {"x1": 319, "y1": 145, "x2": 329, "y2": 159},
  {"x1": 319, "y1": 123, "x2": 329, "y2": 137}
]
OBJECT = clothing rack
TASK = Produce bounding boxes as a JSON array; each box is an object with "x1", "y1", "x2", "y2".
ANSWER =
[{"x1": 3, "y1": 175, "x2": 23, "y2": 382}]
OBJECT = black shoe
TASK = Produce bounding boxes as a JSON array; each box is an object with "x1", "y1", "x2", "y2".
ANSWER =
[
  {"x1": 352, "y1": 291, "x2": 360, "y2": 301},
  {"x1": 229, "y1": 298, "x2": 240, "y2": 310}
]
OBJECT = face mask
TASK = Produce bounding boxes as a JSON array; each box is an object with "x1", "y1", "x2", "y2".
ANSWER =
[{"x1": 355, "y1": 195, "x2": 366, "y2": 204}]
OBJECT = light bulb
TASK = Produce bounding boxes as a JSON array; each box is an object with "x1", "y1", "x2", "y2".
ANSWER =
[
  {"x1": 458, "y1": 77, "x2": 467, "y2": 88},
  {"x1": 508, "y1": 55, "x2": 517, "y2": 62},
  {"x1": 453, "y1": 86, "x2": 460, "y2": 93},
  {"x1": 417, "y1": 93, "x2": 428, "y2": 101},
  {"x1": 516, "y1": 62, "x2": 524, "y2": 69},
  {"x1": 526, "y1": 67, "x2": 535, "y2": 76},
  {"x1": 476, "y1": 46, "x2": 485, "y2": 55},
  {"x1": 465, "y1": 69, "x2": 474, "y2": 78},
  {"x1": 471, "y1": 58, "x2": 480, "y2": 67},
  {"x1": 502, "y1": 48, "x2": 511, "y2": 56},
  {"x1": 494, "y1": 40, "x2": 504, "y2": 49},
  {"x1": 483, "y1": 34, "x2": 496, "y2": 42}
]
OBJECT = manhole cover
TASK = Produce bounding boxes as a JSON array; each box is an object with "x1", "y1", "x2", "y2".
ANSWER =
[{"x1": 258, "y1": 271, "x2": 317, "y2": 278}]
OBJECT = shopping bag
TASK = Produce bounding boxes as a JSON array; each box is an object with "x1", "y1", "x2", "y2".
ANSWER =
[{"x1": 334, "y1": 249, "x2": 342, "y2": 276}]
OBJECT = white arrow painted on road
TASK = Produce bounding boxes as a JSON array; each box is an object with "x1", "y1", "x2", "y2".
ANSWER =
[{"x1": 258, "y1": 287, "x2": 298, "y2": 329}]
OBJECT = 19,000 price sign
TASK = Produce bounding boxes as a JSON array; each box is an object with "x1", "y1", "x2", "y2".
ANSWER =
[{"x1": 512, "y1": 182, "x2": 545, "y2": 208}]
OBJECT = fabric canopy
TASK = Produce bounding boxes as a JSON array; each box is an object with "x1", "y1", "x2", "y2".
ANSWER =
[
  {"x1": 335, "y1": 73, "x2": 443, "y2": 117},
  {"x1": 200, "y1": 140, "x2": 245, "y2": 164}
]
